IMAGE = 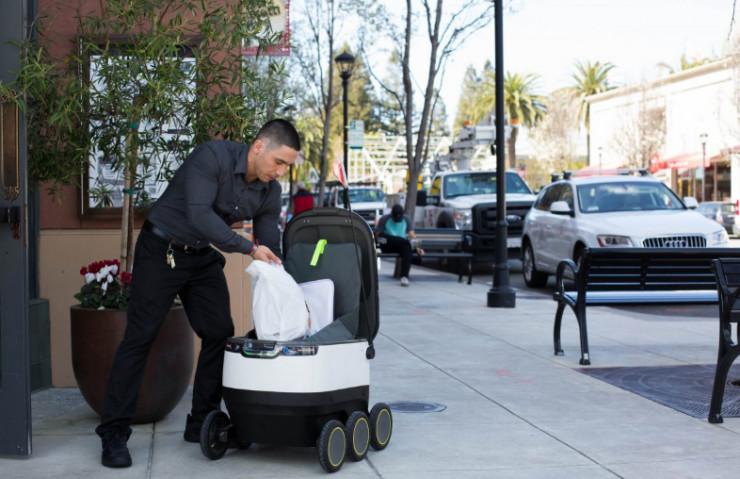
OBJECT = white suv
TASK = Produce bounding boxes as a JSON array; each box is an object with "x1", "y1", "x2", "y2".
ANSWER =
[{"x1": 521, "y1": 175, "x2": 730, "y2": 287}]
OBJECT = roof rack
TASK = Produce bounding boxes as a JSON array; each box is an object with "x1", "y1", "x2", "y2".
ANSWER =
[
  {"x1": 562, "y1": 170, "x2": 572, "y2": 180},
  {"x1": 550, "y1": 173, "x2": 561, "y2": 183}
]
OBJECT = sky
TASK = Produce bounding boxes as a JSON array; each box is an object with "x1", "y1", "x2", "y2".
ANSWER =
[{"x1": 431, "y1": 0, "x2": 736, "y2": 127}]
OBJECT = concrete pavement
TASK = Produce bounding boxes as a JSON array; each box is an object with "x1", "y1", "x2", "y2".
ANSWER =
[{"x1": 3, "y1": 259, "x2": 740, "y2": 478}]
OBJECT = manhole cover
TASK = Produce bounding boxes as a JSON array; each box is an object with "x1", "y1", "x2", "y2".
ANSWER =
[{"x1": 388, "y1": 401, "x2": 446, "y2": 413}]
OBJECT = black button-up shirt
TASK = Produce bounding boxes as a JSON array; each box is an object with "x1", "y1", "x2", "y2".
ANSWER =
[{"x1": 147, "y1": 140, "x2": 282, "y2": 255}]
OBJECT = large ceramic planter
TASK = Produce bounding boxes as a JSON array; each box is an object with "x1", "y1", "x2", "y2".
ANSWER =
[{"x1": 71, "y1": 305, "x2": 194, "y2": 424}]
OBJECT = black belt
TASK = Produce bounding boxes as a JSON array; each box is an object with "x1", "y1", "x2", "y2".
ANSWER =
[{"x1": 142, "y1": 221, "x2": 211, "y2": 254}]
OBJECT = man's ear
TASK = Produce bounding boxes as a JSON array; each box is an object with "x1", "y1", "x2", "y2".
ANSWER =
[{"x1": 252, "y1": 138, "x2": 265, "y2": 155}]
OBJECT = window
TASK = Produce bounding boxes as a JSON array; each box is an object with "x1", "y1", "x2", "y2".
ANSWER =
[
  {"x1": 84, "y1": 48, "x2": 196, "y2": 213},
  {"x1": 577, "y1": 181, "x2": 684, "y2": 214},
  {"x1": 442, "y1": 172, "x2": 532, "y2": 198}
]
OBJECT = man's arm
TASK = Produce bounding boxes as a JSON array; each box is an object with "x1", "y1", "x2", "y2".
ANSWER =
[
  {"x1": 252, "y1": 184, "x2": 282, "y2": 257},
  {"x1": 184, "y1": 146, "x2": 253, "y2": 254}
]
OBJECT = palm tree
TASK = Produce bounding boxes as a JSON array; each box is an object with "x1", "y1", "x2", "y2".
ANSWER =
[
  {"x1": 473, "y1": 71, "x2": 545, "y2": 168},
  {"x1": 503, "y1": 72, "x2": 546, "y2": 169},
  {"x1": 571, "y1": 60, "x2": 615, "y2": 165}
]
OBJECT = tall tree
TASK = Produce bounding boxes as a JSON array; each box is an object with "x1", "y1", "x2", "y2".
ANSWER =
[
  {"x1": 289, "y1": 0, "x2": 341, "y2": 201},
  {"x1": 358, "y1": 0, "x2": 494, "y2": 220},
  {"x1": 502, "y1": 72, "x2": 546, "y2": 169},
  {"x1": 571, "y1": 60, "x2": 615, "y2": 165}
]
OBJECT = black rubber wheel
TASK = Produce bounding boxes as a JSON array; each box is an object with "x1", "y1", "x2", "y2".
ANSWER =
[
  {"x1": 369, "y1": 403, "x2": 393, "y2": 451},
  {"x1": 317, "y1": 419, "x2": 347, "y2": 473},
  {"x1": 522, "y1": 242, "x2": 548, "y2": 288},
  {"x1": 199, "y1": 410, "x2": 231, "y2": 460},
  {"x1": 345, "y1": 411, "x2": 370, "y2": 461}
]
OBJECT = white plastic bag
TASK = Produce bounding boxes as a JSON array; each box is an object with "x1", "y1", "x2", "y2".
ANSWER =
[
  {"x1": 299, "y1": 279, "x2": 334, "y2": 335},
  {"x1": 246, "y1": 261, "x2": 309, "y2": 341}
]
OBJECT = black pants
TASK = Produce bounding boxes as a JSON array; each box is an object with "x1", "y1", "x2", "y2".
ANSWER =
[
  {"x1": 379, "y1": 234, "x2": 412, "y2": 278},
  {"x1": 96, "y1": 229, "x2": 234, "y2": 436}
]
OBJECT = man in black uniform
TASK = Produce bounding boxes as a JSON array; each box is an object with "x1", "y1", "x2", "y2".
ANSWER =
[{"x1": 96, "y1": 119, "x2": 300, "y2": 468}]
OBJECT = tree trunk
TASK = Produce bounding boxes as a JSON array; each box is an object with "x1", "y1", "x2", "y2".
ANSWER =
[
  {"x1": 317, "y1": 0, "x2": 336, "y2": 206},
  {"x1": 508, "y1": 126, "x2": 518, "y2": 169}
]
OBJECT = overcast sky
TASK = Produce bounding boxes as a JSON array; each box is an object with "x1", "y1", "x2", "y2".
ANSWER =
[{"x1": 432, "y1": 0, "x2": 736, "y2": 126}]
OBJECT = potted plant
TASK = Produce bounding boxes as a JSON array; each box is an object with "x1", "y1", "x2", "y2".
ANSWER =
[
  {"x1": 0, "y1": 0, "x2": 290, "y2": 420},
  {"x1": 71, "y1": 259, "x2": 192, "y2": 423}
]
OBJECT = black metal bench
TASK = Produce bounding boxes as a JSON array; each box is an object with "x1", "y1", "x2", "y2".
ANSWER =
[
  {"x1": 708, "y1": 258, "x2": 740, "y2": 423},
  {"x1": 377, "y1": 228, "x2": 473, "y2": 284},
  {"x1": 553, "y1": 248, "x2": 740, "y2": 365}
]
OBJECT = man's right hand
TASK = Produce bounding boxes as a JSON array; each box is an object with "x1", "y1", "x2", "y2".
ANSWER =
[{"x1": 251, "y1": 245, "x2": 282, "y2": 265}]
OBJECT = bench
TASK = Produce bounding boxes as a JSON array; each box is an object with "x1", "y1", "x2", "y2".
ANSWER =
[
  {"x1": 708, "y1": 258, "x2": 740, "y2": 423},
  {"x1": 553, "y1": 247, "x2": 740, "y2": 365},
  {"x1": 377, "y1": 228, "x2": 473, "y2": 284}
]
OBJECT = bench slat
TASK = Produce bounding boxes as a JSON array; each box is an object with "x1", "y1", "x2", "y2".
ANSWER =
[{"x1": 563, "y1": 290, "x2": 718, "y2": 304}]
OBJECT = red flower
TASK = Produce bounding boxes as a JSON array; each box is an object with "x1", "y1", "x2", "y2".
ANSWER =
[
  {"x1": 80, "y1": 267, "x2": 88, "y2": 275},
  {"x1": 120, "y1": 271, "x2": 133, "y2": 286}
]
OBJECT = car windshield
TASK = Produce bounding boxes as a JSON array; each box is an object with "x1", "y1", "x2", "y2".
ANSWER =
[
  {"x1": 443, "y1": 172, "x2": 532, "y2": 198},
  {"x1": 577, "y1": 181, "x2": 684, "y2": 214},
  {"x1": 347, "y1": 188, "x2": 384, "y2": 203}
]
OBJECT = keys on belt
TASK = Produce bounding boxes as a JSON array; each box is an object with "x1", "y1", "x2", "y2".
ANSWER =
[{"x1": 142, "y1": 222, "x2": 210, "y2": 268}]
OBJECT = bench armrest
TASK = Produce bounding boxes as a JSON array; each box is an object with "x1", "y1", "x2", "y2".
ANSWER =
[{"x1": 555, "y1": 259, "x2": 579, "y2": 297}]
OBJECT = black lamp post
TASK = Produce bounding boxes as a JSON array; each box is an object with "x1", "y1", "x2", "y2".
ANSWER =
[
  {"x1": 487, "y1": 0, "x2": 515, "y2": 308},
  {"x1": 335, "y1": 51, "x2": 355, "y2": 183}
]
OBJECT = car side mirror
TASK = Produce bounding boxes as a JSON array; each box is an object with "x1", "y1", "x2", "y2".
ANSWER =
[
  {"x1": 550, "y1": 200, "x2": 574, "y2": 216},
  {"x1": 683, "y1": 197, "x2": 698, "y2": 209}
]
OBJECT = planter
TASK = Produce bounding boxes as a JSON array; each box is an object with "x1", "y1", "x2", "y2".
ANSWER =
[{"x1": 71, "y1": 305, "x2": 194, "y2": 424}]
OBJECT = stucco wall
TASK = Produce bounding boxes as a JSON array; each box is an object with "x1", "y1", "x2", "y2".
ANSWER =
[{"x1": 40, "y1": 229, "x2": 253, "y2": 387}]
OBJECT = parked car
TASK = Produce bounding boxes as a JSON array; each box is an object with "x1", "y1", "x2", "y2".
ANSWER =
[
  {"x1": 521, "y1": 175, "x2": 730, "y2": 288},
  {"x1": 696, "y1": 201, "x2": 735, "y2": 234},
  {"x1": 330, "y1": 186, "x2": 388, "y2": 227}
]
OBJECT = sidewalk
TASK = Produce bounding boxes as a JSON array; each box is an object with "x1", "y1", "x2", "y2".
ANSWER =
[{"x1": 4, "y1": 259, "x2": 740, "y2": 478}]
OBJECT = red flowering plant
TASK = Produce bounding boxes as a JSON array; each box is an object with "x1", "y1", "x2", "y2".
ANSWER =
[{"x1": 74, "y1": 259, "x2": 132, "y2": 310}]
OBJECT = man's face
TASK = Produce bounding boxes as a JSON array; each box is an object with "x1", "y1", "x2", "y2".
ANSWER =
[{"x1": 253, "y1": 138, "x2": 298, "y2": 182}]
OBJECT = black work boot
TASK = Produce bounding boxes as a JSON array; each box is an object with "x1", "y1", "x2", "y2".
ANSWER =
[
  {"x1": 183, "y1": 414, "x2": 202, "y2": 443},
  {"x1": 97, "y1": 426, "x2": 132, "y2": 468}
]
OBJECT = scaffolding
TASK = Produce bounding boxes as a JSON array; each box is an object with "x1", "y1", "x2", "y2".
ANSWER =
[{"x1": 347, "y1": 134, "x2": 451, "y2": 193}]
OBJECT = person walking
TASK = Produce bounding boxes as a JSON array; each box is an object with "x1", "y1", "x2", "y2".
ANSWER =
[
  {"x1": 95, "y1": 119, "x2": 301, "y2": 468},
  {"x1": 291, "y1": 181, "x2": 314, "y2": 216}
]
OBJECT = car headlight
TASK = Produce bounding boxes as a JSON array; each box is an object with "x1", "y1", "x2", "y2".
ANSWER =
[
  {"x1": 709, "y1": 229, "x2": 729, "y2": 246},
  {"x1": 596, "y1": 235, "x2": 633, "y2": 247},
  {"x1": 453, "y1": 208, "x2": 472, "y2": 230}
]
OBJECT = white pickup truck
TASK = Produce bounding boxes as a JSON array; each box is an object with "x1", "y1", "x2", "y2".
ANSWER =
[
  {"x1": 330, "y1": 186, "x2": 389, "y2": 227},
  {"x1": 415, "y1": 170, "x2": 537, "y2": 256}
]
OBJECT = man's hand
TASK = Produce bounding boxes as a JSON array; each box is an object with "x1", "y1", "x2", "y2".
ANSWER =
[
  {"x1": 408, "y1": 230, "x2": 416, "y2": 239},
  {"x1": 251, "y1": 245, "x2": 282, "y2": 265}
]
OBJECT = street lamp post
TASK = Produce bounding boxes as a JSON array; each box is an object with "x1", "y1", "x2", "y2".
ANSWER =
[
  {"x1": 335, "y1": 51, "x2": 355, "y2": 183},
  {"x1": 487, "y1": 0, "x2": 515, "y2": 308}
]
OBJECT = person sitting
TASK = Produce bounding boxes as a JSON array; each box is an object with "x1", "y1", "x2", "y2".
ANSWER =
[
  {"x1": 292, "y1": 181, "x2": 314, "y2": 216},
  {"x1": 375, "y1": 204, "x2": 423, "y2": 287}
]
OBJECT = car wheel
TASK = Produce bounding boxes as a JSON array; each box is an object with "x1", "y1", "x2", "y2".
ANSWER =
[{"x1": 522, "y1": 242, "x2": 548, "y2": 288}]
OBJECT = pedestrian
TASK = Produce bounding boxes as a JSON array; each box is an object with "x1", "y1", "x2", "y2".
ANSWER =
[
  {"x1": 292, "y1": 180, "x2": 314, "y2": 216},
  {"x1": 96, "y1": 119, "x2": 301, "y2": 468},
  {"x1": 375, "y1": 204, "x2": 423, "y2": 287}
]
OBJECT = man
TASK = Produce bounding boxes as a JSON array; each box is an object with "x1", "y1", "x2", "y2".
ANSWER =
[
  {"x1": 375, "y1": 204, "x2": 423, "y2": 287},
  {"x1": 96, "y1": 119, "x2": 300, "y2": 468},
  {"x1": 291, "y1": 180, "x2": 314, "y2": 216}
]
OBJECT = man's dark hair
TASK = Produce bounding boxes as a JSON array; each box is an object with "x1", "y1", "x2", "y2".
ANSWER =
[{"x1": 255, "y1": 119, "x2": 301, "y2": 151}]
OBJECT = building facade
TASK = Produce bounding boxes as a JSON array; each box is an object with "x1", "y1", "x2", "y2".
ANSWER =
[{"x1": 587, "y1": 58, "x2": 740, "y2": 202}]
